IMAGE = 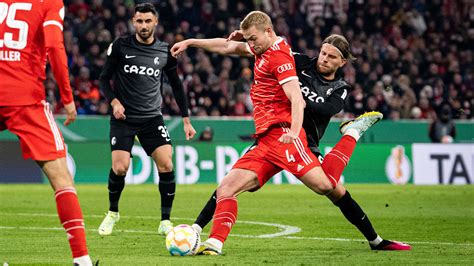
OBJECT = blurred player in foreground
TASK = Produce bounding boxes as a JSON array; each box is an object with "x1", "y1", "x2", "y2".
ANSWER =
[
  {"x1": 189, "y1": 34, "x2": 412, "y2": 251},
  {"x1": 172, "y1": 11, "x2": 391, "y2": 255},
  {"x1": 0, "y1": 0, "x2": 92, "y2": 265},
  {"x1": 98, "y1": 3, "x2": 195, "y2": 236}
]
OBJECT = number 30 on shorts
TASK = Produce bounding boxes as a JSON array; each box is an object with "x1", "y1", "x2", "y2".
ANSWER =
[{"x1": 158, "y1": 125, "x2": 171, "y2": 141}]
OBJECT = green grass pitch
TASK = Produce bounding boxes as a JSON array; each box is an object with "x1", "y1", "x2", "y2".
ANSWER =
[{"x1": 1, "y1": 184, "x2": 473, "y2": 265}]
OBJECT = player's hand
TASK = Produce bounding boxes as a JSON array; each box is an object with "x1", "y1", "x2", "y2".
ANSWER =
[
  {"x1": 182, "y1": 117, "x2": 196, "y2": 140},
  {"x1": 171, "y1": 40, "x2": 189, "y2": 58},
  {"x1": 278, "y1": 132, "x2": 298, "y2": 144},
  {"x1": 227, "y1": 30, "x2": 244, "y2": 42},
  {"x1": 111, "y1": 99, "x2": 126, "y2": 120},
  {"x1": 63, "y1": 102, "x2": 77, "y2": 126}
]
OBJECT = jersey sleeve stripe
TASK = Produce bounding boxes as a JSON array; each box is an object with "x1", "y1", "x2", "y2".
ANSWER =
[
  {"x1": 278, "y1": 76, "x2": 298, "y2": 85},
  {"x1": 43, "y1": 20, "x2": 63, "y2": 31}
]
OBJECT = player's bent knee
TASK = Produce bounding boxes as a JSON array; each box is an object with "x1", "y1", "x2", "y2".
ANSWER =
[
  {"x1": 320, "y1": 185, "x2": 334, "y2": 195},
  {"x1": 157, "y1": 161, "x2": 173, "y2": 173},
  {"x1": 112, "y1": 163, "x2": 129, "y2": 176},
  {"x1": 216, "y1": 183, "x2": 239, "y2": 198}
]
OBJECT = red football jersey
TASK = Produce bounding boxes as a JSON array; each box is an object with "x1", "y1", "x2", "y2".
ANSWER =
[
  {"x1": 246, "y1": 37, "x2": 298, "y2": 135},
  {"x1": 0, "y1": 0, "x2": 72, "y2": 106}
]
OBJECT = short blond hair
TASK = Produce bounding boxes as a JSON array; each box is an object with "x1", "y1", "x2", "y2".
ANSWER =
[{"x1": 240, "y1": 11, "x2": 273, "y2": 31}]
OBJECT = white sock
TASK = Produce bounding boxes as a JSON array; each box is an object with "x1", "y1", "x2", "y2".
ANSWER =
[
  {"x1": 192, "y1": 223, "x2": 203, "y2": 234},
  {"x1": 344, "y1": 128, "x2": 360, "y2": 141},
  {"x1": 73, "y1": 255, "x2": 92, "y2": 266},
  {"x1": 207, "y1": 237, "x2": 223, "y2": 251},
  {"x1": 369, "y1": 235, "x2": 383, "y2": 246}
]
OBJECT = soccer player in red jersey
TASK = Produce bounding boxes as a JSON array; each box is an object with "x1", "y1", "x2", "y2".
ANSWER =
[
  {"x1": 0, "y1": 1, "x2": 92, "y2": 265},
  {"x1": 186, "y1": 34, "x2": 411, "y2": 251},
  {"x1": 172, "y1": 11, "x2": 383, "y2": 255}
]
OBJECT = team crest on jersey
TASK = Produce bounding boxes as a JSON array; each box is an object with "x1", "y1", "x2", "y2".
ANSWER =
[
  {"x1": 154, "y1": 57, "x2": 160, "y2": 65},
  {"x1": 326, "y1": 88, "x2": 333, "y2": 96},
  {"x1": 107, "y1": 43, "x2": 113, "y2": 56}
]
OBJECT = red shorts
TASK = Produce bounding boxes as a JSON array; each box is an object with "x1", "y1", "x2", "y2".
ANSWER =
[
  {"x1": 0, "y1": 101, "x2": 66, "y2": 160},
  {"x1": 232, "y1": 123, "x2": 321, "y2": 189}
]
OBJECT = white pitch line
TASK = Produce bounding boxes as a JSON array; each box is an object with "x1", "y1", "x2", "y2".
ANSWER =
[
  {"x1": 1, "y1": 212, "x2": 473, "y2": 247},
  {"x1": 236, "y1": 220, "x2": 300, "y2": 238},
  {"x1": 1, "y1": 225, "x2": 473, "y2": 247},
  {"x1": 0, "y1": 212, "x2": 299, "y2": 238}
]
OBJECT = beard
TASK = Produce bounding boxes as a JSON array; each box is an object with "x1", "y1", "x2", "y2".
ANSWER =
[
  {"x1": 317, "y1": 64, "x2": 335, "y2": 77},
  {"x1": 138, "y1": 29, "x2": 154, "y2": 41}
]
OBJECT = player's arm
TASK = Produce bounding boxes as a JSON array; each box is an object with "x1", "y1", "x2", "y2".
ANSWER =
[
  {"x1": 163, "y1": 49, "x2": 196, "y2": 140},
  {"x1": 98, "y1": 40, "x2": 126, "y2": 120},
  {"x1": 306, "y1": 87, "x2": 348, "y2": 116},
  {"x1": 280, "y1": 79, "x2": 306, "y2": 143},
  {"x1": 43, "y1": 3, "x2": 75, "y2": 125},
  {"x1": 171, "y1": 38, "x2": 252, "y2": 57},
  {"x1": 99, "y1": 41, "x2": 119, "y2": 102}
]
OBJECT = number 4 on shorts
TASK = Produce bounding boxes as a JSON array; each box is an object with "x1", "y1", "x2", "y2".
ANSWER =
[{"x1": 285, "y1": 149, "x2": 295, "y2": 163}]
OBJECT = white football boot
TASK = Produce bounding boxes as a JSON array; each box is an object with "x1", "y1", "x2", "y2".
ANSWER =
[
  {"x1": 158, "y1": 220, "x2": 174, "y2": 236},
  {"x1": 196, "y1": 238, "x2": 222, "y2": 255},
  {"x1": 191, "y1": 223, "x2": 203, "y2": 234},
  {"x1": 339, "y1": 111, "x2": 383, "y2": 139},
  {"x1": 98, "y1": 211, "x2": 120, "y2": 236}
]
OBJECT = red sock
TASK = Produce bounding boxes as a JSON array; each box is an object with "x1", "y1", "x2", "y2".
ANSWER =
[
  {"x1": 55, "y1": 187, "x2": 88, "y2": 258},
  {"x1": 209, "y1": 196, "x2": 238, "y2": 243},
  {"x1": 322, "y1": 135, "x2": 357, "y2": 187}
]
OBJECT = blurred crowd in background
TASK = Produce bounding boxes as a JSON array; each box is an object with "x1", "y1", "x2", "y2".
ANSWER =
[{"x1": 51, "y1": 0, "x2": 473, "y2": 121}]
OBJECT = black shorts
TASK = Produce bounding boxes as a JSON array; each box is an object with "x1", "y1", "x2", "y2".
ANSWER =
[{"x1": 110, "y1": 115, "x2": 172, "y2": 156}]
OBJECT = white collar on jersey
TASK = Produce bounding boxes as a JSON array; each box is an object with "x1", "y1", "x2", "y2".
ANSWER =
[{"x1": 274, "y1": 37, "x2": 284, "y2": 45}]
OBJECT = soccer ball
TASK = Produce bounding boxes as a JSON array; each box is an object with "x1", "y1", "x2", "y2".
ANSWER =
[{"x1": 165, "y1": 224, "x2": 201, "y2": 256}]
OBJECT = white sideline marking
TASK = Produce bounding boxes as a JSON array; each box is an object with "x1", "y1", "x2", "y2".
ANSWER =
[{"x1": 1, "y1": 212, "x2": 473, "y2": 247}]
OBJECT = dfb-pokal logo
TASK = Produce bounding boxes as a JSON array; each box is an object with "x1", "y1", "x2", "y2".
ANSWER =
[{"x1": 385, "y1": 145, "x2": 411, "y2": 184}]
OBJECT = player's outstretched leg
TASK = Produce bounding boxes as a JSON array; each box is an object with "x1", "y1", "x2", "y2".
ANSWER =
[
  {"x1": 196, "y1": 195, "x2": 237, "y2": 255},
  {"x1": 332, "y1": 189, "x2": 411, "y2": 251},
  {"x1": 98, "y1": 169, "x2": 124, "y2": 235},
  {"x1": 191, "y1": 190, "x2": 230, "y2": 257},
  {"x1": 321, "y1": 111, "x2": 384, "y2": 187},
  {"x1": 339, "y1": 111, "x2": 383, "y2": 138},
  {"x1": 192, "y1": 190, "x2": 217, "y2": 234}
]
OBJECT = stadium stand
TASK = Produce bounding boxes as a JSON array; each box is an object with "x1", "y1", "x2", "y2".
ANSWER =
[{"x1": 52, "y1": 0, "x2": 472, "y2": 120}]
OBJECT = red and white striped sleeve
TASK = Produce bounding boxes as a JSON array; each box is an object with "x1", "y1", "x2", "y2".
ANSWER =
[
  {"x1": 43, "y1": 0, "x2": 73, "y2": 104},
  {"x1": 269, "y1": 49, "x2": 298, "y2": 85}
]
